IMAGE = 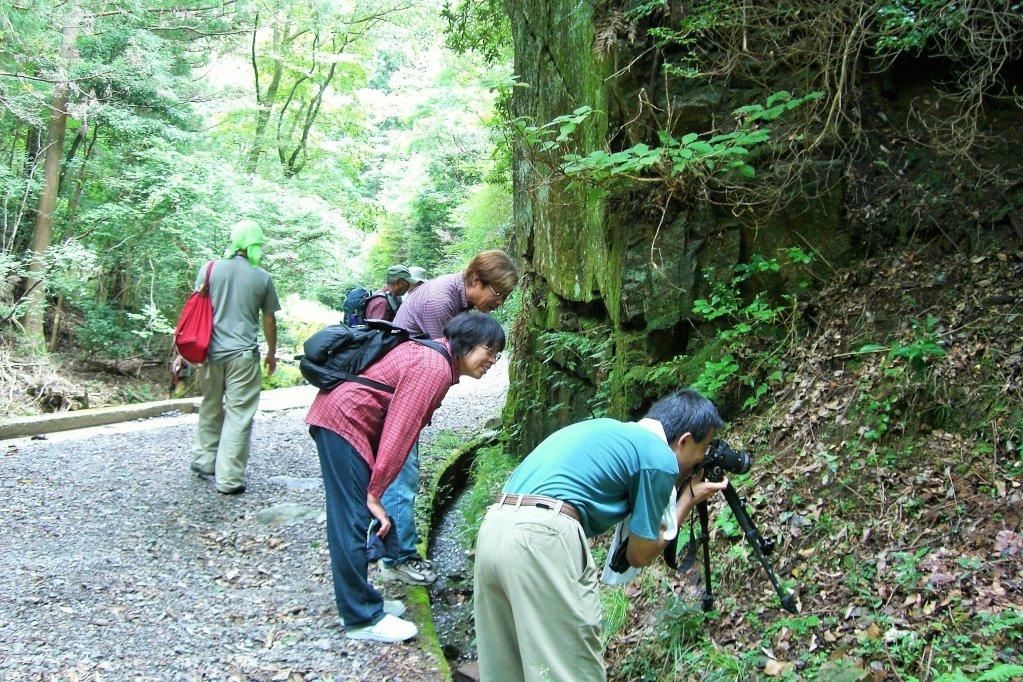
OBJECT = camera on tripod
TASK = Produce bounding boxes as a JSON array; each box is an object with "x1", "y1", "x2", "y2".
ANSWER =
[
  {"x1": 676, "y1": 438, "x2": 796, "y2": 614},
  {"x1": 699, "y1": 439, "x2": 752, "y2": 482}
]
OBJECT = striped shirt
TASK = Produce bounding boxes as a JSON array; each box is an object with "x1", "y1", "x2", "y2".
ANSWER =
[
  {"x1": 305, "y1": 339, "x2": 459, "y2": 497},
  {"x1": 392, "y1": 272, "x2": 469, "y2": 338}
]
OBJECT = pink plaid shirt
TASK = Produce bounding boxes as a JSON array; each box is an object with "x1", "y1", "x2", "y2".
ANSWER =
[{"x1": 305, "y1": 339, "x2": 459, "y2": 497}]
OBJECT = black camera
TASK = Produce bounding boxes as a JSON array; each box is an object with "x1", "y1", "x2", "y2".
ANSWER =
[{"x1": 700, "y1": 439, "x2": 752, "y2": 482}]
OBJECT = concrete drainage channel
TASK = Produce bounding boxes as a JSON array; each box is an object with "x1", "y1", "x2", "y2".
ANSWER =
[{"x1": 417, "y1": 430, "x2": 498, "y2": 682}]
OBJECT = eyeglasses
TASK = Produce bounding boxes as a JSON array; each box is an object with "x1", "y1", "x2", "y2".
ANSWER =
[
  {"x1": 486, "y1": 283, "x2": 506, "y2": 301},
  {"x1": 483, "y1": 344, "x2": 502, "y2": 361}
]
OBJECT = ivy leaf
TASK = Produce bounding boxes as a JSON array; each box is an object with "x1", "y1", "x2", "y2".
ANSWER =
[{"x1": 858, "y1": 344, "x2": 887, "y2": 353}]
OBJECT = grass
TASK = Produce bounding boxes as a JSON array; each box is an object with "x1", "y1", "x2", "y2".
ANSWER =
[
  {"x1": 459, "y1": 444, "x2": 518, "y2": 549},
  {"x1": 601, "y1": 587, "x2": 629, "y2": 646}
]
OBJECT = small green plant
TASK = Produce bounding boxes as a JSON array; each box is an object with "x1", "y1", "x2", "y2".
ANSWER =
[
  {"x1": 513, "y1": 90, "x2": 821, "y2": 194},
  {"x1": 688, "y1": 250, "x2": 810, "y2": 408},
  {"x1": 537, "y1": 327, "x2": 613, "y2": 417},
  {"x1": 600, "y1": 587, "x2": 629, "y2": 645}
]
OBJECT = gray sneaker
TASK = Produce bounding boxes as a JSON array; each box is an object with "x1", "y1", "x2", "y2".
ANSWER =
[
  {"x1": 190, "y1": 462, "x2": 213, "y2": 478},
  {"x1": 379, "y1": 558, "x2": 437, "y2": 586}
]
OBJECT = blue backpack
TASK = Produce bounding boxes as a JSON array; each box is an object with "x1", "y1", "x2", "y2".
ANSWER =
[{"x1": 342, "y1": 286, "x2": 371, "y2": 325}]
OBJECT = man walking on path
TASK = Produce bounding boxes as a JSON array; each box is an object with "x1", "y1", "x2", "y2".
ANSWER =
[
  {"x1": 473, "y1": 389, "x2": 728, "y2": 682},
  {"x1": 190, "y1": 220, "x2": 280, "y2": 495},
  {"x1": 380, "y1": 250, "x2": 519, "y2": 586},
  {"x1": 364, "y1": 265, "x2": 422, "y2": 322}
]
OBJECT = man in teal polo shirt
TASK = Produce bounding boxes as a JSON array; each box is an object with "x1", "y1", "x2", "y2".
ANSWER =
[{"x1": 473, "y1": 388, "x2": 728, "y2": 682}]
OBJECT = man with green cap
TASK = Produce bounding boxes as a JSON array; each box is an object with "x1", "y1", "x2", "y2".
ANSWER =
[
  {"x1": 189, "y1": 219, "x2": 281, "y2": 495},
  {"x1": 363, "y1": 264, "x2": 424, "y2": 322}
]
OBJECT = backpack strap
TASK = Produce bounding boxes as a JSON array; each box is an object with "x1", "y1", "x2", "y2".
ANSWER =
[
  {"x1": 326, "y1": 371, "x2": 396, "y2": 394},
  {"x1": 200, "y1": 261, "x2": 214, "y2": 295},
  {"x1": 385, "y1": 292, "x2": 401, "y2": 312},
  {"x1": 408, "y1": 337, "x2": 453, "y2": 364}
]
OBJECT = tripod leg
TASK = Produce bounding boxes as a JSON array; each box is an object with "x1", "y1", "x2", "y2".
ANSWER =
[
  {"x1": 722, "y1": 483, "x2": 797, "y2": 614},
  {"x1": 697, "y1": 501, "x2": 714, "y2": 612}
]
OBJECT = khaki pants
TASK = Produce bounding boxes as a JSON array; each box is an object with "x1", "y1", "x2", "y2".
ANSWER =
[
  {"x1": 474, "y1": 504, "x2": 604, "y2": 682},
  {"x1": 190, "y1": 352, "x2": 261, "y2": 491}
]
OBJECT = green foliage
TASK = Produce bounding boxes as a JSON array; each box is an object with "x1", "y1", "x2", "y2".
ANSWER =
[
  {"x1": 600, "y1": 587, "x2": 629, "y2": 646},
  {"x1": 686, "y1": 250, "x2": 810, "y2": 406},
  {"x1": 261, "y1": 363, "x2": 304, "y2": 391},
  {"x1": 875, "y1": 0, "x2": 966, "y2": 52},
  {"x1": 440, "y1": 183, "x2": 512, "y2": 269},
  {"x1": 441, "y1": 0, "x2": 511, "y2": 63},
  {"x1": 1, "y1": 0, "x2": 510, "y2": 381},
  {"x1": 459, "y1": 445, "x2": 517, "y2": 548},
  {"x1": 854, "y1": 315, "x2": 949, "y2": 441},
  {"x1": 619, "y1": 596, "x2": 713, "y2": 680},
  {"x1": 517, "y1": 90, "x2": 821, "y2": 196},
  {"x1": 537, "y1": 327, "x2": 614, "y2": 416},
  {"x1": 646, "y1": 1, "x2": 737, "y2": 80},
  {"x1": 76, "y1": 300, "x2": 156, "y2": 359}
]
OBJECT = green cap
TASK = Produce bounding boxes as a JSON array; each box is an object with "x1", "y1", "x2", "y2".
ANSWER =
[
  {"x1": 224, "y1": 219, "x2": 263, "y2": 266},
  {"x1": 386, "y1": 265, "x2": 412, "y2": 283}
]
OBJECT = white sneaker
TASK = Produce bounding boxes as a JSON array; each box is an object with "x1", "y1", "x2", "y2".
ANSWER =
[
  {"x1": 340, "y1": 600, "x2": 405, "y2": 626},
  {"x1": 345, "y1": 614, "x2": 418, "y2": 643}
]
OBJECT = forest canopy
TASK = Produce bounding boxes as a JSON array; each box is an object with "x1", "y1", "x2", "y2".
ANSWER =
[{"x1": 0, "y1": 0, "x2": 511, "y2": 360}]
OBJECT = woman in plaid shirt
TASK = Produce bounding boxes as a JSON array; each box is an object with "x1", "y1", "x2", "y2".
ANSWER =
[{"x1": 305, "y1": 312, "x2": 505, "y2": 643}]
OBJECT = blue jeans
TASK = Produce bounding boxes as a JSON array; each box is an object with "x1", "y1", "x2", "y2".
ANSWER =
[
  {"x1": 309, "y1": 426, "x2": 384, "y2": 628},
  {"x1": 380, "y1": 440, "x2": 420, "y2": 565}
]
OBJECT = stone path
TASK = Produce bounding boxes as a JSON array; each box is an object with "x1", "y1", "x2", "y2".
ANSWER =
[{"x1": 0, "y1": 357, "x2": 508, "y2": 680}]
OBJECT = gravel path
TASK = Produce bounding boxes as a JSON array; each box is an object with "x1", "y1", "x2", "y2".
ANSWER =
[{"x1": 0, "y1": 357, "x2": 508, "y2": 680}]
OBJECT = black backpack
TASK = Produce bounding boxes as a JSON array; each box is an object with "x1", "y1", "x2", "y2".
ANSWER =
[{"x1": 299, "y1": 319, "x2": 450, "y2": 392}]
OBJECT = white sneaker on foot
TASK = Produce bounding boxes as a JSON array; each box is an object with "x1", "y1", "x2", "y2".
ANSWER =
[
  {"x1": 340, "y1": 599, "x2": 405, "y2": 626},
  {"x1": 345, "y1": 614, "x2": 418, "y2": 643}
]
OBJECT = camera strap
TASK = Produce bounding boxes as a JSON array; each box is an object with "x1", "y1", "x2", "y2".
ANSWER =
[{"x1": 676, "y1": 510, "x2": 700, "y2": 571}]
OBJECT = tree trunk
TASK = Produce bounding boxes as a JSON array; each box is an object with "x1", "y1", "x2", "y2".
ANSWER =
[
  {"x1": 246, "y1": 24, "x2": 286, "y2": 174},
  {"x1": 21, "y1": 12, "x2": 79, "y2": 349},
  {"x1": 48, "y1": 293, "x2": 63, "y2": 351}
]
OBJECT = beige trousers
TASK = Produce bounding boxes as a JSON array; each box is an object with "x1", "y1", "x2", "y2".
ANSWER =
[
  {"x1": 190, "y1": 352, "x2": 261, "y2": 491},
  {"x1": 473, "y1": 504, "x2": 604, "y2": 682}
]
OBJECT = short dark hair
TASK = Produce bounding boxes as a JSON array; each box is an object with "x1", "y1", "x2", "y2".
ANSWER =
[
  {"x1": 444, "y1": 312, "x2": 506, "y2": 358},
  {"x1": 645, "y1": 388, "x2": 723, "y2": 443}
]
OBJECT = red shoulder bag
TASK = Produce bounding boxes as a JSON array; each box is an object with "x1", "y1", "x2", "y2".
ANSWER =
[{"x1": 174, "y1": 261, "x2": 215, "y2": 363}]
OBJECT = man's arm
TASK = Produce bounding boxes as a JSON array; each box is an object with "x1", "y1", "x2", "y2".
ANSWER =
[
  {"x1": 625, "y1": 473, "x2": 728, "y2": 567},
  {"x1": 262, "y1": 312, "x2": 277, "y2": 375}
]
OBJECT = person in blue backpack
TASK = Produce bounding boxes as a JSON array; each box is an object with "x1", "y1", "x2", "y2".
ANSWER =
[{"x1": 365, "y1": 265, "x2": 424, "y2": 322}]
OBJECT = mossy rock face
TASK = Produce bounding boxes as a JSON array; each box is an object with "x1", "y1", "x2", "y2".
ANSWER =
[{"x1": 503, "y1": 2, "x2": 852, "y2": 454}]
